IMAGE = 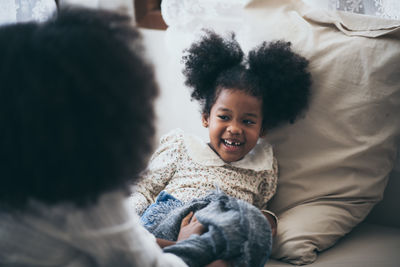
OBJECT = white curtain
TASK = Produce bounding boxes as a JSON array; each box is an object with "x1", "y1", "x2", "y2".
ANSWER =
[
  {"x1": 161, "y1": 0, "x2": 251, "y2": 29},
  {"x1": 0, "y1": 0, "x2": 56, "y2": 25},
  {"x1": 161, "y1": 0, "x2": 400, "y2": 29},
  {"x1": 0, "y1": 0, "x2": 133, "y2": 25},
  {"x1": 2, "y1": 0, "x2": 398, "y2": 26},
  {"x1": 329, "y1": 0, "x2": 400, "y2": 19}
]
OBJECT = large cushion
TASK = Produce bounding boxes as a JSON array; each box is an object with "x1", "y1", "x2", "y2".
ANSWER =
[
  {"x1": 240, "y1": 0, "x2": 400, "y2": 264},
  {"x1": 267, "y1": 223, "x2": 400, "y2": 267}
]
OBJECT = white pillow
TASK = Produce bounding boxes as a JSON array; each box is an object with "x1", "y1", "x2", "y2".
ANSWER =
[{"x1": 241, "y1": 0, "x2": 400, "y2": 264}]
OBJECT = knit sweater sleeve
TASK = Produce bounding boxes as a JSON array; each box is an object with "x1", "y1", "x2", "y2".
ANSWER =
[
  {"x1": 10, "y1": 192, "x2": 188, "y2": 267},
  {"x1": 129, "y1": 129, "x2": 185, "y2": 215}
]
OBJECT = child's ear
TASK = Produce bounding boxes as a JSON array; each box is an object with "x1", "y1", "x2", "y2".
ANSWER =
[
  {"x1": 259, "y1": 128, "x2": 267, "y2": 138},
  {"x1": 201, "y1": 113, "x2": 209, "y2": 128}
]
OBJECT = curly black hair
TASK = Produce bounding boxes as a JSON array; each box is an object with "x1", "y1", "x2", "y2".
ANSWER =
[
  {"x1": 182, "y1": 30, "x2": 311, "y2": 130},
  {"x1": 0, "y1": 7, "x2": 158, "y2": 209}
]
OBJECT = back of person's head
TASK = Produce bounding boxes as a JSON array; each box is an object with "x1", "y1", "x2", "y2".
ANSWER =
[{"x1": 0, "y1": 6, "x2": 158, "y2": 209}]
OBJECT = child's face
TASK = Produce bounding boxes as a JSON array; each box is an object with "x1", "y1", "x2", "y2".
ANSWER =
[{"x1": 202, "y1": 89, "x2": 264, "y2": 163}]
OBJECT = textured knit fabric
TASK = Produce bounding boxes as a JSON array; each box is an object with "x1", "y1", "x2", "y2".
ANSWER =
[
  {"x1": 147, "y1": 191, "x2": 272, "y2": 267},
  {"x1": 130, "y1": 129, "x2": 278, "y2": 216},
  {"x1": 0, "y1": 191, "x2": 187, "y2": 267},
  {"x1": 141, "y1": 191, "x2": 184, "y2": 229}
]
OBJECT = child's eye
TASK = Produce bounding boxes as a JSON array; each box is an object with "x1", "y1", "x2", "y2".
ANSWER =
[
  {"x1": 218, "y1": 115, "x2": 229, "y2": 121},
  {"x1": 243, "y1": 120, "x2": 255, "y2": 125}
]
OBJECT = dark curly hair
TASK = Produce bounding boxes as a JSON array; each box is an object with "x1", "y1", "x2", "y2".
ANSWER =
[
  {"x1": 0, "y1": 7, "x2": 158, "y2": 209},
  {"x1": 182, "y1": 30, "x2": 311, "y2": 130}
]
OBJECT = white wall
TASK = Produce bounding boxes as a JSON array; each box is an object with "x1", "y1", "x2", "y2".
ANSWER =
[{"x1": 140, "y1": 29, "x2": 208, "y2": 143}]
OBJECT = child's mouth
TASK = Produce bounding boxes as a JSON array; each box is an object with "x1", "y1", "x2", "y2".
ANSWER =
[{"x1": 222, "y1": 139, "x2": 243, "y2": 147}]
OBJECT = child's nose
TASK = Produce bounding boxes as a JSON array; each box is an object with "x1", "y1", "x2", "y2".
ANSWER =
[{"x1": 227, "y1": 122, "x2": 243, "y2": 135}]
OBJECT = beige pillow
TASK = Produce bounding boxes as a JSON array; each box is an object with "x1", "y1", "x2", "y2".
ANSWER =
[{"x1": 241, "y1": 0, "x2": 400, "y2": 264}]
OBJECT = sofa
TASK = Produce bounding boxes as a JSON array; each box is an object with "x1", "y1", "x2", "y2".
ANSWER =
[
  {"x1": 268, "y1": 172, "x2": 400, "y2": 267},
  {"x1": 138, "y1": 0, "x2": 400, "y2": 266}
]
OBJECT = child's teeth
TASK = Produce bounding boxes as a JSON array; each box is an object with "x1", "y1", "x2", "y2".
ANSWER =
[{"x1": 225, "y1": 140, "x2": 241, "y2": 146}]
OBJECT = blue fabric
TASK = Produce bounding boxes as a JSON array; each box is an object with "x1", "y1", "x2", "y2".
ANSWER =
[
  {"x1": 140, "y1": 191, "x2": 183, "y2": 229},
  {"x1": 141, "y1": 191, "x2": 272, "y2": 267}
]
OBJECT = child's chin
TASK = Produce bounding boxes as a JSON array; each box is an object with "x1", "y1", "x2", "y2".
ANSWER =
[{"x1": 221, "y1": 154, "x2": 243, "y2": 163}]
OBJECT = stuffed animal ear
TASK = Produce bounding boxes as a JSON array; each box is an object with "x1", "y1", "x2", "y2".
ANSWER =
[{"x1": 201, "y1": 113, "x2": 209, "y2": 128}]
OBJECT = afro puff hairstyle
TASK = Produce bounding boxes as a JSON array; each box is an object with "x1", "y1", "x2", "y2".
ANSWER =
[
  {"x1": 182, "y1": 30, "x2": 312, "y2": 130},
  {"x1": 0, "y1": 7, "x2": 158, "y2": 209}
]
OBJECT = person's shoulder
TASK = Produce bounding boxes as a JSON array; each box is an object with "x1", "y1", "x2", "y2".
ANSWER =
[
  {"x1": 159, "y1": 128, "x2": 185, "y2": 145},
  {"x1": 231, "y1": 140, "x2": 275, "y2": 172},
  {"x1": 258, "y1": 141, "x2": 277, "y2": 173},
  {"x1": 154, "y1": 129, "x2": 188, "y2": 157}
]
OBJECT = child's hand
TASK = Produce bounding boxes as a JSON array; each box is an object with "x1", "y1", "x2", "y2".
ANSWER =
[{"x1": 177, "y1": 211, "x2": 206, "y2": 241}]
